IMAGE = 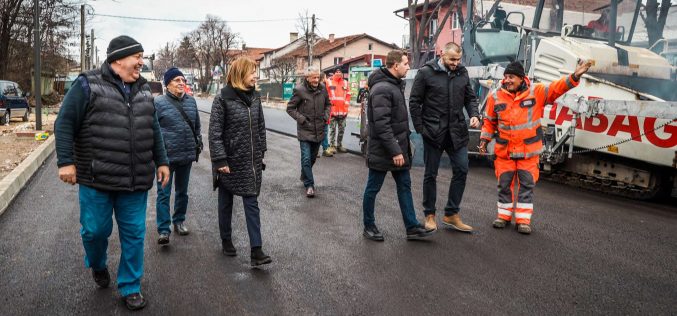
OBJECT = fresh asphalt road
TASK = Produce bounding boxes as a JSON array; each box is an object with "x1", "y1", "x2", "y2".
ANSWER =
[{"x1": 0, "y1": 97, "x2": 676, "y2": 315}]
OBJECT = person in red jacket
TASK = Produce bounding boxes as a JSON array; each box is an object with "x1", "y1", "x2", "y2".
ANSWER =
[
  {"x1": 478, "y1": 60, "x2": 591, "y2": 234},
  {"x1": 326, "y1": 69, "x2": 351, "y2": 153}
]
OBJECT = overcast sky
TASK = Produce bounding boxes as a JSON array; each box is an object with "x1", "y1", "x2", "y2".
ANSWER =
[{"x1": 84, "y1": 0, "x2": 410, "y2": 61}]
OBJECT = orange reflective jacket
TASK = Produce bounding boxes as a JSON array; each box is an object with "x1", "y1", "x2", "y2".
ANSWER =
[
  {"x1": 481, "y1": 75, "x2": 579, "y2": 159},
  {"x1": 326, "y1": 76, "x2": 351, "y2": 117}
]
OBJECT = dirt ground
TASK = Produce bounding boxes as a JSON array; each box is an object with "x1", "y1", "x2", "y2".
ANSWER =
[{"x1": 0, "y1": 108, "x2": 58, "y2": 180}]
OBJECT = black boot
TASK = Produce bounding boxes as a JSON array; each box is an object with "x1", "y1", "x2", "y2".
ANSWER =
[
  {"x1": 222, "y1": 239, "x2": 237, "y2": 256},
  {"x1": 250, "y1": 247, "x2": 272, "y2": 266},
  {"x1": 92, "y1": 267, "x2": 110, "y2": 288}
]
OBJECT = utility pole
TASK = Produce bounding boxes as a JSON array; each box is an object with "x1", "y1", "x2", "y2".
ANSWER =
[
  {"x1": 33, "y1": 0, "x2": 42, "y2": 130},
  {"x1": 80, "y1": 5, "x2": 85, "y2": 72},
  {"x1": 90, "y1": 28, "x2": 95, "y2": 69},
  {"x1": 309, "y1": 14, "x2": 316, "y2": 67}
]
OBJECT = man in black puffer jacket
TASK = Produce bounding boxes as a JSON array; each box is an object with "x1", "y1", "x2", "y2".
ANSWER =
[
  {"x1": 409, "y1": 42, "x2": 479, "y2": 233},
  {"x1": 286, "y1": 66, "x2": 331, "y2": 197},
  {"x1": 361, "y1": 50, "x2": 435, "y2": 242},
  {"x1": 55, "y1": 35, "x2": 169, "y2": 310}
]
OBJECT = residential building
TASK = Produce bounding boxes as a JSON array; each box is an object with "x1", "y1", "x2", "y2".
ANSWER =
[{"x1": 279, "y1": 33, "x2": 398, "y2": 75}]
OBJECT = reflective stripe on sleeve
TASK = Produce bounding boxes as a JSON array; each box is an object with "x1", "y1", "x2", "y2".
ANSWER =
[{"x1": 481, "y1": 132, "x2": 494, "y2": 139}]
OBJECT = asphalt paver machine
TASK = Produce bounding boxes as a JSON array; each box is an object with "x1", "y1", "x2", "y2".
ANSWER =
[{"x1": 462, "y1": 0, "x2": 677, "y2": 199}]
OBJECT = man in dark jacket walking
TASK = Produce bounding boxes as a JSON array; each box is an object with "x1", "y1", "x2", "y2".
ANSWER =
[
  {"x1": 362, "y1": 50, "x2": 435, "y2": 241},
  {"x1": 409, "y1": 42, "x2": 479, "y2": 233},
  {"x1": 55, "y1": 35, "x2": 169, "y2": 310},
  {"x1": 286, "y1": 66, "x2": 331, "y2": 197},
  {"x1": 154, "y1": 67, "x2": 202, "y2": 244}
]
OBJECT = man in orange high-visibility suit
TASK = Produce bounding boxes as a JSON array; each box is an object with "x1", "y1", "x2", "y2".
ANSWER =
[
  {"x1": 478, "y1": 60, "x2": 591, "y2": 234},
  {"x1": 326, "y1": 69, "x2": 352, "y2": 153}
]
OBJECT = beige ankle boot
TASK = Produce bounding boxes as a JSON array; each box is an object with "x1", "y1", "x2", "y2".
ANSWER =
[{"x1": 442, "y1": 214, "x2": 473, "y2": 232}]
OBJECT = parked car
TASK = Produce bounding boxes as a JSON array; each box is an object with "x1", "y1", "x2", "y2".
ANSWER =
[{"x1": 0, "y1": 80, "x2": 30, "y2": 125}]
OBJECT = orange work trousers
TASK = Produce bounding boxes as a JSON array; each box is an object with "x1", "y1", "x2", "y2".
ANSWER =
[{"x1": 494, "y1": 156, "x2": 539, "y2": 225}]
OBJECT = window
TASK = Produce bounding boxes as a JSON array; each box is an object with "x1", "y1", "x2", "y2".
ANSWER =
[
  {"x1": 429, "y1": 17, "x2": 438, "y2": 35},
  {"x1": 333, "y1": 57, "x2": 343, "y2": 65},
  {"x1": 451, "y1": 13, "x2": 460, "y2": 29},
  {"x1": 368, "y1": 43, "x2": 373, "y2": 50},
  {"x1": 1, "y1": 83, "x2": 18, "y2": 96}
]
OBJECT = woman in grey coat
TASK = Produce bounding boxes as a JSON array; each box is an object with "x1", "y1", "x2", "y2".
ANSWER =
[{"x1": 208, "y1": 57, "x2": 271, "y2": 267}]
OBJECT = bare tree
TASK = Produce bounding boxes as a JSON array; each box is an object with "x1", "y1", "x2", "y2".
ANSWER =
[
  {"x1": 175, "y1": 35, "x2": 196, "y2": 69},
  {"x1": 640, "y1": 0, "x2": 672, "y2": 51},
  {"x1": 406, "y1": 0, "x2": 456, "y2": 68},
  {"x1": 153, "y1": 41, "x2": 178, "y2": 79},
  {"x1": 190, "y1": 29, "x2": 212, "y2": 92},
  {"x1": 270, "y1": 56, "x2": 297, "y2": 84},
  {"x1": 190, "y1": 15, "x2": 239, "y2": 91},
  {"x1": 0, "y1": 0, "x2": 24, "y2": 79},
  {"x1": 0, "y1": 0, "x2": 78, "y2": 88}
]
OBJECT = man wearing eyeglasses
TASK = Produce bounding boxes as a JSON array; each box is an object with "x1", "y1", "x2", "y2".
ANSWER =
[{"x1": 153, "y1": 67, "x2": 202, "y2": 245}]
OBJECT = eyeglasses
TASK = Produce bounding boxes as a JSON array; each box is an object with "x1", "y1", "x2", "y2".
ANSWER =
[{"x1": 171, "y1": 78, "x2": 186, "y2": 83}]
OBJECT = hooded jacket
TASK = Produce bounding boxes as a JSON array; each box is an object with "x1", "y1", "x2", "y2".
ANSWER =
[
  {"x1": 409, "y1": 58, "x2": 479, "y2": 150},
  {"x1": 366, "y1": 67, "x2": 411, "y2": 171}
]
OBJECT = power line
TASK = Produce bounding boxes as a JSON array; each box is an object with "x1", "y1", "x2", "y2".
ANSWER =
[{"x1": 92, "y1": 13, "x2": 298, "y2": 23}]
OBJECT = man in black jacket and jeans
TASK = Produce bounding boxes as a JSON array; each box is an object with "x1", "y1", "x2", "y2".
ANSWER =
[
  {"x1": 362, "y1": 50, "x2": 435, "y2": 241},
  {"x1": 286, "y1": 66, "x2": 331, "y2": 197},
  {"x1": 409, "y1": 42, "x2": 480, "y2": 233},
  {"x1": 55, "y1": 35, "x2": 170, "y2": 310}
]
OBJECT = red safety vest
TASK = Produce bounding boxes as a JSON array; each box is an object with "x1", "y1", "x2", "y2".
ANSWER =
[{"x1": 326, "y1": 75, "x2": 351, "y2": 117}]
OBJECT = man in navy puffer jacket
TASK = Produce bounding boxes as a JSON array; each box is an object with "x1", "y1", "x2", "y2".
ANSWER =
[{"x1": 154, "y1": 67, "x2": 202, "y2": 245}]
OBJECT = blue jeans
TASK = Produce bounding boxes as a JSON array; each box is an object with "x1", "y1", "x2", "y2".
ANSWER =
[
  {"x1": 78, "y1": 184, "x2": 147, "y2": 296},
  {"x1": 299, "y1": 141, "x2": 321, "y2": 188},
  {"x1": 362, "y1": 168, "x2": 420, "y2": 230},
  {"x1": 218, "y1": 187, "x2": 262, "y2": 248},
  {"x1": 321, "y1": 123, "x2": 329, "y2": 150},
  {"x1": 422, "y1": 140, "x2": 469, "y2": 216},
  {"x1": 156, "y1": 163, "x2": 192, "y2": 234}
]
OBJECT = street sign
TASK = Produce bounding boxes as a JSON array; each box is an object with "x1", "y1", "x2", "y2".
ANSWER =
[
  {"x1": 371, "y1": 59, "x2": 382, "y2": 68},
  {"x1": 283, "y1": 83, "x2": 294, "y2": 100}
]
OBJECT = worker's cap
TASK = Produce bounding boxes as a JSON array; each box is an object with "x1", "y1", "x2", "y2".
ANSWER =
[{"x1": 504, "y1": 61, "x2": 525, "y2": 78}]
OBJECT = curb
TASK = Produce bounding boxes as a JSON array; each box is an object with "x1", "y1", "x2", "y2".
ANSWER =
[{"x1": 0, "y1": 136, "x2": 55, "y2": 216}]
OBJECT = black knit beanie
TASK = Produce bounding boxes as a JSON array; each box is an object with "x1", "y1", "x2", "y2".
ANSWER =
[
  {"x1": 106, "y1": 35, "x2": 144, "y2": 63},
  {"x1": 504, "y1": 61, "x2": 525, "y2": 78},
  {"x1": 163, "y1": 67, "x2": 184, "y2": 86}
]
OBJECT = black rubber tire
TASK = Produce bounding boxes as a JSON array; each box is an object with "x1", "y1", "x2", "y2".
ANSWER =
[{"x1": 1, "y1": 111, "x2": 9, "y2": 125}]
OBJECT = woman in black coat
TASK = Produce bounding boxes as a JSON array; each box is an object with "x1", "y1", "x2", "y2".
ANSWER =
[{"x1": 209, "y1": 56, "x2": 271, "y2": 266}]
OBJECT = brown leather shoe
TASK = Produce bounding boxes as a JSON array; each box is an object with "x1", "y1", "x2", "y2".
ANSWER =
[
  {"x1": 424, "y1": 214, "x2": 437, "y2": 231},
  {"x1": 442, "y1": 214, "x2": 473, "y2": 232}
]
